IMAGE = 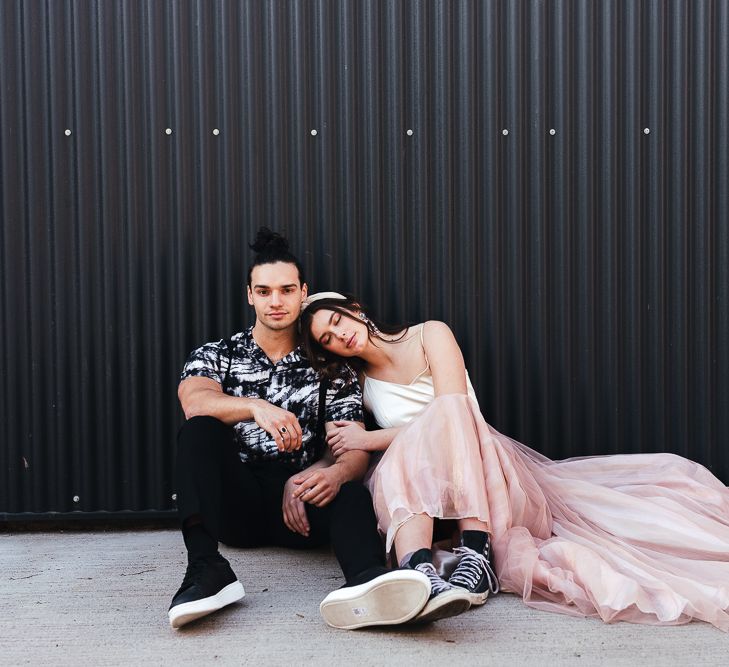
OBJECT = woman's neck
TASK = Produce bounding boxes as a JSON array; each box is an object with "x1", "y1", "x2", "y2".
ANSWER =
[{"x1": 358, "y1": 328, "x2": 409, "y2": 373}]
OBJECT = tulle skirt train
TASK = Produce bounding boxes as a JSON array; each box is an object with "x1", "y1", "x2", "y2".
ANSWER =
[{"x1": 365, "y1": 394, "x2": 729, "y2": 630}]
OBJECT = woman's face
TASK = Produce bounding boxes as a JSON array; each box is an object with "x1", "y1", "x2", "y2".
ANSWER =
[{"x1": 309, "y1": 308, "x2": 369, "y2": 357}]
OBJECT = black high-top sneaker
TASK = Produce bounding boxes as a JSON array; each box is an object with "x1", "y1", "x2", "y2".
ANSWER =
[
  {"x1": 168, "y1": 553, "x2": 245, "y2": 628},
  {"x1": 407, "y1": 548, "x2": 471, "y2": 623},
  {"x1": 448, "y1": 531, "x2": 499, "y2": 605}
]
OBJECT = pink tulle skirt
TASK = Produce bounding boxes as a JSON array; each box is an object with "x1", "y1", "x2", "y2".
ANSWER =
[{"x1": 365, "y1": 394, "x2": 729, "y2": 630}]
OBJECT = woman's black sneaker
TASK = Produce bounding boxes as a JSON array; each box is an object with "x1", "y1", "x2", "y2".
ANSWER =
[
  {"x1": 168, "y1": 553, "x2": 245, "y2": 628},
  {"x1": 409, "y1": 562, "x2": 471, "y2": 623},
  {"x1": 448, "y1": 533, "x2": 499, "y2": 605}
]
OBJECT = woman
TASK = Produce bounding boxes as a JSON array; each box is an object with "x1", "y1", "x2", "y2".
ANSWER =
[{"x1": 300, "y1": 292, "x2": 729, "y2": 631}]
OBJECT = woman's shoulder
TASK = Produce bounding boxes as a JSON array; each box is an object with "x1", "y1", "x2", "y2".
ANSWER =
[{"x1": 419, "y1": 320, "x2": 454, "y2": 338}]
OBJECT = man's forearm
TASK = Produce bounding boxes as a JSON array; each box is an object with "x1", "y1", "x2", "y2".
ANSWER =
[
  {"x1": 330, "y1": 450, "x2": 369, "y2": 483},
  {"x1": 183, "y1": 389, "x2": 260, "y2": 425}
]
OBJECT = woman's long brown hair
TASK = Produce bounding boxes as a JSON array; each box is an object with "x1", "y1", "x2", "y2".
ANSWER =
[{"x1": 299, "y1": 294, "x2": 410, "y2": 378}]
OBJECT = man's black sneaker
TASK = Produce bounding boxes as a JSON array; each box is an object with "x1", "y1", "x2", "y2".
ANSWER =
[
  {"x1": 409, "y1": 562, "x2": 471, "y2": 623},
  {"x1": 448, "y1": 536, "x2": 499, "y2": 605},
  {"x1": 168, "y1": 553, "x2": 245, "y2": 628}
]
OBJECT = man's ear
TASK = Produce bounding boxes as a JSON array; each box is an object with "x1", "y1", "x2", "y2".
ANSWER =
[
  {"x1": 247, "y1": 286, "x2": 254, "y2": 305},
  {"x1": 300, "y1": 282, "x2": 308, "y2": 300}
]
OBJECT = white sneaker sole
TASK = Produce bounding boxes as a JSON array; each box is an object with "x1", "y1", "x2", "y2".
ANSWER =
[
  {"x1": 410, "y1": 588, "x2": 472, "y2": 623},
  {"x1": 169, "y1": 581, "x2": 245, "y2": 629},
  {"x1": 320, "y1": 570, "x2": 430, "y2": 630},
  {"x1": 453, "y1": 588, "x2": 489, "y2": 606}
]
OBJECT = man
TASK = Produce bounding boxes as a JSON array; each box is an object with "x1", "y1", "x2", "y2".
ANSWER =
[{"x1": 169, "y1": 228, "x2": 430, "y2": 630}]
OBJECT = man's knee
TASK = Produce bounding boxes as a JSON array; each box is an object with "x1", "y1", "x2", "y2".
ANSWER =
[
  {"x1": 178, "y1": 415, "x2": 232, "y2": 445},
  {"x1": 333, "y1": 481, "x2": 372, "y2": 509}
]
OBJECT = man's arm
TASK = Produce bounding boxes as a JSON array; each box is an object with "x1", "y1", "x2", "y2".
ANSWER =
[
  {"x1": 281, "y1": 422, "x2": 370, "y2": 536},
  {"x1": 178, "y1": 376, "x2": 303, "y2": 452}
]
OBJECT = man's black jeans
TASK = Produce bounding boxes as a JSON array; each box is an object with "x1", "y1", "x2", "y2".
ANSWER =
[{"x1": 175, "y1": 415, "x2": 385, "y2": 584}]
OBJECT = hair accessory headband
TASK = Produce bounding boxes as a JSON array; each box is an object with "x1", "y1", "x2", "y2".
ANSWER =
[{"x1": 302, "y1": 291, "x2": 347, "y2": 311}]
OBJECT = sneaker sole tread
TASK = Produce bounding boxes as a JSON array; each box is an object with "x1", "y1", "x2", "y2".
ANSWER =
[{"x1": 320, "y1": 570, "x2": 430, "y2": 630}]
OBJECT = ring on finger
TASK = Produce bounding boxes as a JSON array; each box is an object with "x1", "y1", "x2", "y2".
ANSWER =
[{"x1": 280, "y1": 426, "x2": 287, "y2": 434}]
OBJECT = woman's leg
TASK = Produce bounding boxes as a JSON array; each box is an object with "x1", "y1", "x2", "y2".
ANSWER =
[
  {"x1": 394, "y1": 514, "x2": 472, "y2": 623},
  {"x1": 393, "y1": 514, "x2": 434, "y2": 564},
  {"x1": 457, "y1": 518, "x2": 490, "y2": 533}
]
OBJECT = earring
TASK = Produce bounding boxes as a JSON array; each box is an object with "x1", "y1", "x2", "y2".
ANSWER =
[{"x1": 359, "y1": 312, "x2": 382, "y2": 338}]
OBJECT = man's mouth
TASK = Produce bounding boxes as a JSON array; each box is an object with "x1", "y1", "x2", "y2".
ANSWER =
[{"x1": 269, "y1": 312, "x2": 287, "y2": 319}]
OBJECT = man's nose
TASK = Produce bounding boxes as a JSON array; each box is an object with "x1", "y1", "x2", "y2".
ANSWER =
[{"x1": 271, "y1": 291, "x2": 282, "y2": 306}]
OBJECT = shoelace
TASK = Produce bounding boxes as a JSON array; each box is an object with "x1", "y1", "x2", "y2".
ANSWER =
[
  {"x1": 450, "y1": 546, "x2": 500, "y2": 594},
  {"x1": 414, "y1": 561, "x2": 453, "y2": 597}
]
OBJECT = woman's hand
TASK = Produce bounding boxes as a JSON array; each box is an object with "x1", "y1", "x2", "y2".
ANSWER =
[{"x1": 326, "y1": 420, "x2": 372, "y2": 458}]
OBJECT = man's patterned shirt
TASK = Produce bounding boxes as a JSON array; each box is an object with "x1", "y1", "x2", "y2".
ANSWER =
[{"x1": 180, "y1": 327, "x2": 363, "y2": 469}]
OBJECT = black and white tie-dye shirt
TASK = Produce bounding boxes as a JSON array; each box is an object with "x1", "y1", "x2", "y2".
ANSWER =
[{"x1": 180, "y1": 326, "x2": 363, "y2": 469}]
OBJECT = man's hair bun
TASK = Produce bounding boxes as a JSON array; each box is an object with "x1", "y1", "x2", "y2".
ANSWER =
[
  {"x1": 246, "y1": 227, "x2": 306, "y2": 286},
  {"x1": 249, "y1": 227, "x2": 289, "y2": 254}
]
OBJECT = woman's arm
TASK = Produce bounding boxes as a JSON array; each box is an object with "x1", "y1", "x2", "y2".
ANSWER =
[
  {"x1": 326, "y1": 421, "x2": 403, "y2": 457},
  {"x1": 421, "y1": 320, "x2": 469, "y2": 396}
]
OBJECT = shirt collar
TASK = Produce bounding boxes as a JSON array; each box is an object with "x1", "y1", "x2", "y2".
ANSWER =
[{"x1": 240, "y1": 326, "x2": 304, "y2": 367}]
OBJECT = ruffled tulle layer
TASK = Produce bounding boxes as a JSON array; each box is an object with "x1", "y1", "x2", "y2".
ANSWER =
[{"x1": 366, "y1": 394, "x2": 729, "y2": 630}]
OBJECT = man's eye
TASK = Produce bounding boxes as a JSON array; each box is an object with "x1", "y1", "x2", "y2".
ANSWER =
[{"x1": 258, "y1": 290, "x2": 269, "y2": 296}]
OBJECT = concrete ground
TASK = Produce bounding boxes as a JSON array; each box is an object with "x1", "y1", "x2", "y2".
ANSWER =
[{"x1": 1, "y1": 529, "x2": 726, "y2": 666}]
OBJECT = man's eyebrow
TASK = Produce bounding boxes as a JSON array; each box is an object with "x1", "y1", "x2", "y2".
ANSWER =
[{"x1": 252, "y1": 283, "x2": 298, "y2": 289}]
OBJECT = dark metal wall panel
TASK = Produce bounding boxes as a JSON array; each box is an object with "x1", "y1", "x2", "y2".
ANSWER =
[{"x1": 1, "y1": 0, "x2": 727, "y2": 516}]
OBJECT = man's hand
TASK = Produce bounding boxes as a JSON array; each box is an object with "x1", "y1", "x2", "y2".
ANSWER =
[
  {"x1": 282, "y1": 476, "x2": 310, "y2": 536},
  {"x1": 250, "y1": 399, "x2": 303, "y2": 452},
  {"x1": 292, "y1": 467, "x2": 343, "y2": 508},
  {"x1": 326, "y1": 420, "x2": 371, "y2": 458}
]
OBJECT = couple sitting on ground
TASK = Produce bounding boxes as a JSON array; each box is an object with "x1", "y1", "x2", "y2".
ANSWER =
[
  {"x1": 169, "y1": 228, "x2": 729, "y2": 633},
  {"x1": 170, "y1": 228, "x2": 496, "y2": 630}
]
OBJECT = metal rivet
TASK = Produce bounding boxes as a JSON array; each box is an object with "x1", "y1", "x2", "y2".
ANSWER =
[
  {"x1": 406, "y1": 129, "x2": 413, "y2": 136},
  {"x1": 64, "y1": 129, "x2": 72, "y2": 136},
  {"x1": 643, "y1": 127, "x2": 651, "y2": 134},
  {"x1": 549, "y1": 128, "x2": 556, "y2": 136},
  {"x1": 310, "y1": 129, "x2": 318, "y2": 136},
  {"x1": 73, "y1": 495, "x2": 80, "y2": 503},
  {"x1": 212, "y1": 128, "x2": 220, "y2": 136},
  {"x1": 502, "y1": 129, "x2": 509, "y2": 136},
  {"x1": 165, "y1": 128, "x2": 173, "y2": 135},
  {"x1": 171, "y1": 493, "x2": 177, "y2": 501}
]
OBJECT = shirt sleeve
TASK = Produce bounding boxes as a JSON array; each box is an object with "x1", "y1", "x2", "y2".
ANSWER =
[
  {"x1": 180, "y1": 340, "x2": 226, "y2": 384},
  {"x1": 324, "y1": 366, "x2": 364, "y2": 423}
]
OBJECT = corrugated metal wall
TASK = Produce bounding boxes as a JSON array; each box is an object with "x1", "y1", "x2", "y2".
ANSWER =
[{"x1": 1, "y1": 0, "x2": 727, "y2": 518}]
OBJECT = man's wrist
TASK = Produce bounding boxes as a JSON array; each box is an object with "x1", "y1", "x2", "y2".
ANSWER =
[{"x1": 244, "y1": 396, "x2": 262, "y2": 419}]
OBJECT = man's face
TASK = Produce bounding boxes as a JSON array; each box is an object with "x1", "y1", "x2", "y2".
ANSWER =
[{"x1": 247, "y1": 261, "x2": 308, "y2": 332}]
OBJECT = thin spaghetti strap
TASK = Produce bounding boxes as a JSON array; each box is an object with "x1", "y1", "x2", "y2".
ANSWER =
[{"x1": 410, "y1": 323, "x2": 430, "y2": 382}]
